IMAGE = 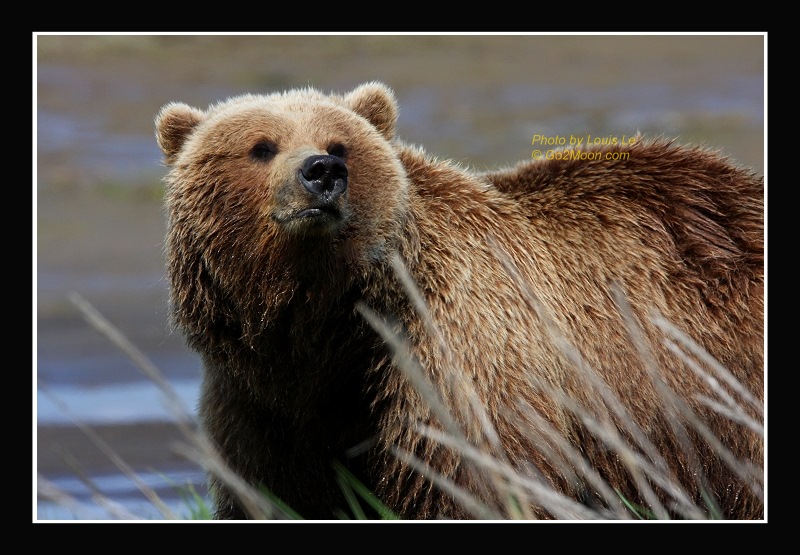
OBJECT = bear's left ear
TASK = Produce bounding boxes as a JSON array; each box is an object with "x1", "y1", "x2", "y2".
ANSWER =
[
  {"x1": 155, "y1": 102, "x2": 206, "y2": 165},
  {"x1": 345, "y1": 82, "x2": 398, "y2": 141}
]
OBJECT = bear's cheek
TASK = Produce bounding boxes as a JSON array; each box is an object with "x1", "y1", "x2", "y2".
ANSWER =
[
  {"x1": 203, "y1": 163, "x2": 274, "y2": 220},
  {"x1": 346, "y1": 153, "x2": 406, "y2": 212},
  {"x1": 339, "y1": 159, "x2": 408, "y2": 256}
]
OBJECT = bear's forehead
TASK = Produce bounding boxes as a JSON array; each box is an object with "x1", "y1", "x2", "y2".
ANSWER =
[
  {"x1": 202, "y1": 94, "x2": 361, "y2": 138},
  {"x1": 209, "y1": 92, "x2": 340, "y2": 120}
]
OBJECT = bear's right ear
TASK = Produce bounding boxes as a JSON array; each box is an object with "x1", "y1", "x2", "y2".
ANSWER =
[
  {"x1": 155, "y1": 102, "x2": 206, "y2": 164},
  {"x1": 345, "y1": 82, "x2": 399, "y2": 141}
]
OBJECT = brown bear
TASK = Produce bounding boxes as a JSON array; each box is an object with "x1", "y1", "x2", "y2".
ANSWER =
[{"x1": 155, "y1": 82, "x2": 764, "y2": 520}]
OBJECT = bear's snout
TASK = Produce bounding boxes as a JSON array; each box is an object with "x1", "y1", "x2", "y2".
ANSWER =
[{"x1": 299, "y1": 154, "x2": 348, "y2": 200}]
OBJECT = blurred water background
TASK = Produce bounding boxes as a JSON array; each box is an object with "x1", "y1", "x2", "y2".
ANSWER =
[{"x1": 34, "y1": 33, "x2": 765, "y2": 521}]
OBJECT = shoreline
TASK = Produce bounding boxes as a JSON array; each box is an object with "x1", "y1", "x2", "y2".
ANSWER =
[{"x1": 37, "y1": 421, "x2": 202, "y2": 477}]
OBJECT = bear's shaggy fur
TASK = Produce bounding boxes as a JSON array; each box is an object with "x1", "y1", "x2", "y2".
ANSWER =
[{"x1": 155, "y1": 82, "x2": 764, "y2": 520}]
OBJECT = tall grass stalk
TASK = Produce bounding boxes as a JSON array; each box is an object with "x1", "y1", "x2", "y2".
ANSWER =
[
  {"x1": 41, "y1": 267, "x2": 763, "y2": 520},
  {"x1": 47, "y1": 292, "x2": 286, "y2": 520}
]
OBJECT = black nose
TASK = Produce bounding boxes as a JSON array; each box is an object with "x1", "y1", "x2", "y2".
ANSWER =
[{"x1": 299, "y1": 155, "x2": 348, "y2": 198}]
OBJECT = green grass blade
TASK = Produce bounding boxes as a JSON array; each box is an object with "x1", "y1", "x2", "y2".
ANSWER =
[{"x1": 332, "y1": 460, "x2": 400, "y2": 520}]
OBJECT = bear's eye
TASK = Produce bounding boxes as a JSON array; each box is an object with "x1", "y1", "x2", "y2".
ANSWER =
[
  {"x1": 327, "y1": 143, "x2": 347, "y2": 159},
  {"x1": 251, "y1": 141, "x2": 278, "y2": 162}
]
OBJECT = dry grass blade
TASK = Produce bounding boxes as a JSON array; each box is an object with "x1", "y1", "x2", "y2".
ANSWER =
[
  {"x1": 38, "y1": 382, "x2": 178, "y2": 519},
  {"x1": 62, "y1": 291, "x2": 286, "y2": 520},
  {"x1": 388, "y1": 253, "x2": 538, "y2": 519},
  {"x1": 355, "y1": 302, "x2": 465, "y2": 445},
  {"x1": 652, "y1": 313, "x2": 763, "y2": 415},
  {"x1": 170, "y1": 439, "x2": 281, "y2": 520},
  {"x1": 651, "y1": 314, "x2": 764, "y2": 498},
  {"x1": 487, "y1": 236, "x2": 678, "y2": 519},
  {"x1": 389, "y1": 445, "x2": 501, "y2": 520},
  {"x1": 511, "y1": 401, "x2": 631, "y2": 519},
  {"x1": 609, "y1": 283, "x2": 715, "y2": 519},
  {"x1": 37, "y1": 473, "x2": 142, "y2": 520},
  {"x1": 414, "y1": 424, "x2": 612, "y2": 520},
  {"x1": 66, "y1": 291, "x2": 195, "y2": 432}
]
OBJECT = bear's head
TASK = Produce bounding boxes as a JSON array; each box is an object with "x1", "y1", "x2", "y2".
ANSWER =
[{"x1": 156, "y1": 82, "x2": 411, "y2": 339}]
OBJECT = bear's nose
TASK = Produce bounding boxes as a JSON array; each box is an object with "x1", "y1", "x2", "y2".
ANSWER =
[{"x1": 299, "y1": 155, "x2": 348, "y2": 199}]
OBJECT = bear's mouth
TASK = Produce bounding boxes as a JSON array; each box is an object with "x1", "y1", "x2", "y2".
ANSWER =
[
  {"x1": 295, "y1": 206, "x2": 342, "y2": 220},
  {"x1": 271, "y1": 196, "x2": 351, "y2": 234},
  {"x1": 271, "y1": 203, "x2": 348, "y2": 234}
]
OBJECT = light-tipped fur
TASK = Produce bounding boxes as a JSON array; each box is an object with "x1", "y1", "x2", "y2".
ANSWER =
[{"x1": 156, "y1": 82, "x2": 764, "y2": 520}]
